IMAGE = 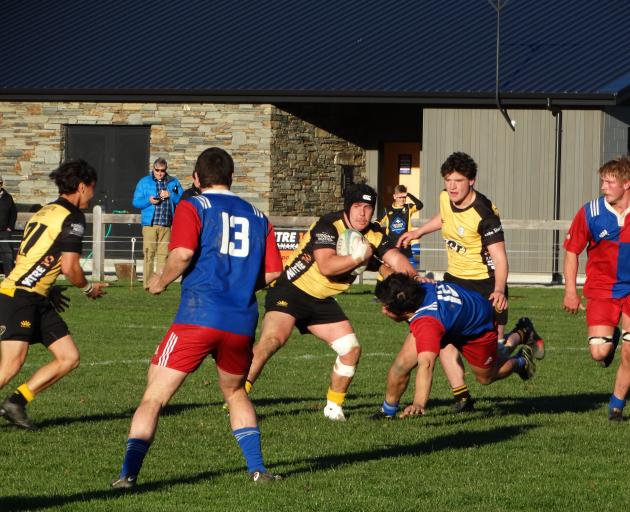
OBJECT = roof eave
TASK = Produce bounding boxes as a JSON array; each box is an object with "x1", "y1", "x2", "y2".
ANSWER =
[{"x1": 0, "y1": 88, "x2": 623, "y2": 107}]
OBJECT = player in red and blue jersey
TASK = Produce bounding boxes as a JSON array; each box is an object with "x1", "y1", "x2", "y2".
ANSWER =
[
  {"x1": 371, "y1": 273, "x2": 538, "y2": 419},
  {"x1": 563, "y1": 156, "x2": 630, "y2": 421},
  {"x1": 112, "y1": 148, "x2": 283, "y2": 488}
]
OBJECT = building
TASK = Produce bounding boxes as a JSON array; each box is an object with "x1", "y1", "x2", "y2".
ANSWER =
[{"x1": 1, "y1": 0, "x2": 629, "y2": 274}]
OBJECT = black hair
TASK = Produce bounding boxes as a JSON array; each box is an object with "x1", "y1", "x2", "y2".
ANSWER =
[
  {"x1": 49, "y1": 159, "x2": 97, "y2": 194},
  {"x1": 343, "y1": 183, "x2": 377, "y2": 214},
  {"x1": 440, "y1": 151, "x2": 478, "y2": 180},
  {"x1": 194, "y1": 147, "x2": 234, "y2": 188},
  {"x1": 374, "y1": 273, "x2": 425, "y2": 317}
]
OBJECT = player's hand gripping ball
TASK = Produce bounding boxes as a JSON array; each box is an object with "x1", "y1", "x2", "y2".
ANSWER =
[{"x1": 336, "y1": 229, "x2": 370, "y2": 275}]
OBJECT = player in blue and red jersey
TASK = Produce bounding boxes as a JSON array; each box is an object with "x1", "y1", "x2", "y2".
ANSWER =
[
  {"x1": 112, "y1": 148, "x2": 283, "y2": 488},
  {"x1": 371, "y1": 273, "x2": 538, "y2": 418},
  {"x1": 563, "y1": 156, "x2": 630, "y2": 421}
]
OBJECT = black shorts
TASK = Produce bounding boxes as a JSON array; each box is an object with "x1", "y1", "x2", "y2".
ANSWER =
[
  {"x1": 0, "y1": 289, "x2": 69, "y2": 347},
  {"x1": 265, "y1": 281, "x2": 348, "y2": 334},
  {"x1": 443, "y1": 272, "x2": 509, "y2": 326}
]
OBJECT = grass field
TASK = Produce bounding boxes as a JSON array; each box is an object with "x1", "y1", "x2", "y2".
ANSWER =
[{"x1": 1, "y1": 283, "x2": 630, "y2": 512}]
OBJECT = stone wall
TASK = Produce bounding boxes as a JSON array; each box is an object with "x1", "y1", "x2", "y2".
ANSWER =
[
  {"x1": 270, "y1": 106, "x2": 366, "y2": 216},
  {"x1": 0, "y1": 102, "x2": 273, "y2": 211}
]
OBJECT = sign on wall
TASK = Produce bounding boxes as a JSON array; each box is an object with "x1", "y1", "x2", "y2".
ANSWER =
[{"x1": 275, "y1": 228, "x2": 307, "y2": 265}]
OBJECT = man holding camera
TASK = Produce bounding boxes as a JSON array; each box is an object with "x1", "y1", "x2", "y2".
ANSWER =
[{"x1": 133, "y1": 158, "x2": 183, "y2": 290}]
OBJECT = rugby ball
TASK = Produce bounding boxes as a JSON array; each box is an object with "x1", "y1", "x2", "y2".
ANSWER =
[{"x1": 336, "y1": 229, "x2": 369, "y2": 275}]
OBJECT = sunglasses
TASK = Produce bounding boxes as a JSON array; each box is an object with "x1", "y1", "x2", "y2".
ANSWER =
[{"x1": 153, "y1": 168, "x2": 167, "y2": 173}]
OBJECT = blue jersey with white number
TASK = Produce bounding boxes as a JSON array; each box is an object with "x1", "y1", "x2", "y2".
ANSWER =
[
  {"x1": 409, "y1": 282, "x2": 495, "y2": 337},
  {"x1": 170, "y1": 190, "x2": 270, "y2": 336}
]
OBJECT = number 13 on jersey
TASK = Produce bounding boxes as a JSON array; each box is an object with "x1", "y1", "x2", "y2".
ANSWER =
[{"x1": 220, "y1": 212, "x2": 249, "y2": 257}]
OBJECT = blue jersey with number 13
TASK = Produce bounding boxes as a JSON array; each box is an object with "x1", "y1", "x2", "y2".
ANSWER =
[{"x1": 172, "y1": 190, "x2": 270, "y2": 337}]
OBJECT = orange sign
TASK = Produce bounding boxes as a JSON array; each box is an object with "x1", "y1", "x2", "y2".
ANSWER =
[{"x1": 275, "y1": 228, "x2": 307, "y2": 265}]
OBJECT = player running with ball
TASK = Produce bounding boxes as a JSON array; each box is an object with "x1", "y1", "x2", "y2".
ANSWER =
[{"x1": 246, "y1": 183, "x2": 416, "y2": 421}]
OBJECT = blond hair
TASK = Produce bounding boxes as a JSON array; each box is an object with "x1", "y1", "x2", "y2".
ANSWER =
[{"x1": 598, "y1": 155, "x2": 630, "y2": 182}]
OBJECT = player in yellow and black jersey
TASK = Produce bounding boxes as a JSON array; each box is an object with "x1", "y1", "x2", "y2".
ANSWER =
[
  {"x1": 379, "y1": 184, "x2": 423, "y2": 267},
  {"x1": 0, "y1": 160, "x2": 107, "y2": 430},
  {"x1": 246, "y1": 183, "x2": 416, "y2": 421},
  {"x1": 277, "y1": 211, "x2": 392, "y2": 299}
]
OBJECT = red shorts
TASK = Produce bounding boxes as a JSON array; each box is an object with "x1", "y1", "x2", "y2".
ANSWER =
[
  {"x1": 452, "y1": 329, "x2": 498, "y2": 369},
  {"x1": 151, "y1": 323, "x2": 254, "y2": 375},
  {"x1": 586, "y1": 297, "x2": 630, "y2": 327}
]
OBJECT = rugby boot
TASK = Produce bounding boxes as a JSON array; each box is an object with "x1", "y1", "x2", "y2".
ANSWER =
[
  {"x1": 250, "y1": 471, "x2": 283, "y2": 483},
  {"x1": 509, "y1": 317, "x2": 545, "y2": 360},
  {"x1": 609, "y1": 407, "x2": 623, "y2": 422},
  {"x1": 600, "y1": 327, "x2": 621, "y2": 368},
  {"x1": 523, "y1": 318, "x2": 545, "y2": 360},
  {"x1": 0, "y1": 399, "x2": 37, "y2": 431},
  {"x1": 323, "y1": 402, "x2": 346, "y2": 421},
  {"x1": 369, "y1": 409, "x2": 395, "y2": 420},
  {"x1": 515, "y1": 345, "x2": 536, "y2": 381},
  {"x1": 110, "y1": 475, "x2": 137, "y2": 489},
  {"x1": 453, "y1": 397, "x2": 475, "y2": 413}
]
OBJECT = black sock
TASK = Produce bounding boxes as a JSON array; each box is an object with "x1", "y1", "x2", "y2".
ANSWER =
[
  {"x1": 8, "y1": 389, "x2": 28, "y2": 407},
  {"x1": 452, "y1": 385, "x2": 471, "y2": 401}
]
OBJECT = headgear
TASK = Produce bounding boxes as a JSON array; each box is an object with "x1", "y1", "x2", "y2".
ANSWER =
[{"x1": 343, "y1": 183, "x2": 377, "y2": 215}]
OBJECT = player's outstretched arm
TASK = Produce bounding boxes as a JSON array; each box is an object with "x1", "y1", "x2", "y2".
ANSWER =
[
  {"x1": 400, "y1": 350, "x2": 436, "y2": 418},
  {"x1": 563, "y1": 250, "x2": 582, "y2": 313},
  {"x1": 487, "y1": 241, "x2": 509, "y2": 312},
  {"x1": 60, "y1": 251, "x2": 107, "y2": 299},
  {"x1": 382, "y1": 248, "x2": 416, "y2": 276},
  {"x1": 397, "y1": 212, "x2": 441, "y2": 248}
]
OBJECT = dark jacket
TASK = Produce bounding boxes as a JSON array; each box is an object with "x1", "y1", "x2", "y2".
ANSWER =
[{"x1": 0, "y1": 189, "x2": 17, "y2": 231}]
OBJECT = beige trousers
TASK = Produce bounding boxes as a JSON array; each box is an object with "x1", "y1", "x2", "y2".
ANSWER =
[{"x1": 142, "y1": 225, "x2": 171, "y2": 288}]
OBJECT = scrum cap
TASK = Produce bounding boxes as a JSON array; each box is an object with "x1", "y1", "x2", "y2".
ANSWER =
[{"x1": 343, "y1": 183, "x2": 377, "y2": 214}]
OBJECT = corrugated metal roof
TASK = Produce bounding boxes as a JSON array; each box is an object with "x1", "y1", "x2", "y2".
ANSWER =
[{"x1": 1, "y1": 0, "x2": 629, "y2": 105}]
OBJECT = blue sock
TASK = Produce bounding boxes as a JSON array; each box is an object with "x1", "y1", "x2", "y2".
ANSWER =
[
  {"x1": 382, "y1": 400, "x2": 399, "y2": 417},
  {"x1": 609, "y1": 394, "x2": 626, "y2": 411},
  {"x1": 233, "y1": 427, "x2": 266, "y2": 474},
  {"x1": 120, "y1": 438, "x2": 150, "y2": 478}
]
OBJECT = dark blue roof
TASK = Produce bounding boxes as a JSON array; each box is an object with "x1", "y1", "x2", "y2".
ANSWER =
[{"x1": 2, "y1": 0, "x2": 630, "y2": 105}]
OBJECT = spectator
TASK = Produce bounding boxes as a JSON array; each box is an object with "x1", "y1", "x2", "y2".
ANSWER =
[
  {"x1": 0, "y1": 175, "x2": 17, "y2": 276},
  {"x1": 132, "y1": 158, "x2": 183, "y2": 290}
]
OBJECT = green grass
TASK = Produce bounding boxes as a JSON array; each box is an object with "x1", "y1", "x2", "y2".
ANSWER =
[{"x1": 1, "y1": 283, "x2": 630, "y2": 511}]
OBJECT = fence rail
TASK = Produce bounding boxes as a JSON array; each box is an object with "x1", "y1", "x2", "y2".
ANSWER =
[{"x1": 14, "y1": 209, "x2": 574, "y2": 282}]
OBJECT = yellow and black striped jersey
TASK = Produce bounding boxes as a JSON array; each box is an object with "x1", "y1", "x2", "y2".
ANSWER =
[
  {"x1": 439, "y1": 190, "x2": 504, "y2": 280},
  {"x1": 277, "y1": 211, "x2": 393, "y2": 299},
  {"x1": 0, "y1": 198, "x2": 85, "y2": 297}
]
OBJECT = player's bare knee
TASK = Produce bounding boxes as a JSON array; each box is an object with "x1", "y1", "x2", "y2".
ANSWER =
[
  {"x1": 258, "y1": 333, "x2": 288, "y2": 354},
  {"x1": 475, "y1": 373, "x2": 493, "y2": 385},
  {"x1": 60, "y1": 353, "x2": 80, "y2": 373}
]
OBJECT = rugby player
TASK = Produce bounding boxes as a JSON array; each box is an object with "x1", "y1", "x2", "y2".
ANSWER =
[
  {"x1": 372, "y1": 273, "x2": 537, "y2": 419},
  {"x1": 0, "y1": 160, "x2": 107, "y2": 430},
  {"x1": 112, "y1": 147, "x2": 283, "y2": 488},
  {"x1": 563, "y1": 156, "x2": 630, "y2": 421},
  {"x1": 245, "y1": 183, "x2": 417, "y2": 421}
]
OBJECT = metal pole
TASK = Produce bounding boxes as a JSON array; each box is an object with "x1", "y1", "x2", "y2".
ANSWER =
[{"x1": 551, "y1": 110, "x2": 563, "y2": 284}]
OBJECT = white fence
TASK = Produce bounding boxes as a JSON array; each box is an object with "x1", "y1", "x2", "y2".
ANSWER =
[{"x1": 13, "y1": 208, "x2": 574, "y2": 283}]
